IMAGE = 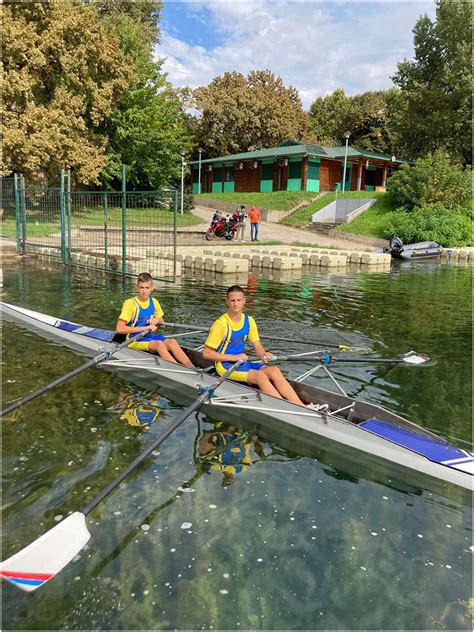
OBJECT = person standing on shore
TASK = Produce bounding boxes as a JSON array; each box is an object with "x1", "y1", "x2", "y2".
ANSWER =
[
  {"x1": 247, "y1": 205, "x2": 261, "y2": 242},
  {"x1": 235, "y1": 205, "x2": 247, "y2": 242}
]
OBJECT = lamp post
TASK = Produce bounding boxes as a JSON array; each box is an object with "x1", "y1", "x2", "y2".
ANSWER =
[
  {"x1": 197, "y1": 147, "x2": 203, "y2": 194},
  {"x1": 342, "y1": 131, "x2": 350, "y2": 193},
  {"x1": 180, "y1": 149, "x2": 186, "y2": 216}
]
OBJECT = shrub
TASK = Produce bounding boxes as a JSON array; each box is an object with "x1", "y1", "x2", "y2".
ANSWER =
[
  {"x1": 384, "y1": 205, "x2": 473, "y2": 247},
  {"x1": 387, "y1": 150, "x2": 471, "y2": 211}
]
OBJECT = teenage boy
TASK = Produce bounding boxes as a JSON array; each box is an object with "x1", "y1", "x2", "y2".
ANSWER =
[
  {"x1": 202, "y1": 285, "x2": 307, "y2": 406},
  {"x1": 116, "y1": 272, "x2": 193, "y2": 368}
]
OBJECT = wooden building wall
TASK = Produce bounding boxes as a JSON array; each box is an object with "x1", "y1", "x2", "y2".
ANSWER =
[{"x1": 234, "y1": 162, "x2": 261, "y2": 192}]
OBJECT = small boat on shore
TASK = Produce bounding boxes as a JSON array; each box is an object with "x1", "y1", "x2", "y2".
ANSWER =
[
  {"x1": 377, "y1": 235, "x2": 443, "y2": 260},
  {"x1": 2, "y1": 301, "x2": 472, "y2": 492}
]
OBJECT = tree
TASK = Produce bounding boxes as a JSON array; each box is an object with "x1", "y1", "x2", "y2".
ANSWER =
[
  {"x1": 1, "y1": 1, "x2": 134, "y2": 184},
  {"x1": 386, "y1": 150, "x2": 471, "y2": 211},
  {"x1": 192, "y1": 70, "x2": 308, "y2": 157},
  {"x1": 390, "y1": 0, "x2": 472, "y2": 164},
  {"x1": 97, "y1": 5, "x2": 190, "y2": 190},
  {"x1": 308, "y1": 88, "x2": 398, "y2": 154}
]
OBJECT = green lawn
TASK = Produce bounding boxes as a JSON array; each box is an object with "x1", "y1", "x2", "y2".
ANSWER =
[
  {"x1": 195, "y1": 191, "x2": 318, "y2": 211},
  {"x1": 1, "y1": 207, "x2": 202, "y2": 238},
  {"x1": 282, "y1": 191, "x2": 397, "y2": 239}
]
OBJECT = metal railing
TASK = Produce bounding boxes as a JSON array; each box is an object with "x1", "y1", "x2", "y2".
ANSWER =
[{"x1": 6, "y1": 169, "x2": 178, "y2": 282}]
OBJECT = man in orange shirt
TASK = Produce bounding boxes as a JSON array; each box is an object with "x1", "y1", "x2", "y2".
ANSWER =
[{"x1": 247, "y1": 205, "x2": 261, "y2": 241}]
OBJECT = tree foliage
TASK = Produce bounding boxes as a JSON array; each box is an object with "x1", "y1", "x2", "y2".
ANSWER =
[
  {"x1": 192, "y1": 70, "x2": 308, "y2": 157},
  {"x1": 1, "y1": 0, "x2": 134, "y2": 184},
  {"x1": 308, "y1": 88, "x2": 398, "y2": 154},
  {"x1": 390, "y1": 0, "x2": 472, "y2": 164},
  {"x1": 387, "y1": 150, "x2": 471, "y2": 211}
]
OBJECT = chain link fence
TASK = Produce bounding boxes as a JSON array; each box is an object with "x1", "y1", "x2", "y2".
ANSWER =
[{"x1": 1, "y1": 172, "x2": 178, "y2": 281}]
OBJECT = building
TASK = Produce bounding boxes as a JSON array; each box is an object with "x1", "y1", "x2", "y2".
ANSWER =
[{"x1": 190, "y1": 140, "x2": 408, "y2": 195}]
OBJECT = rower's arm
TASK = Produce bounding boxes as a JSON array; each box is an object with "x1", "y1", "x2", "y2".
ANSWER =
[
  {"x1": 202, "y1": 345, "x2": 248, "y2": 363},
  {"x1": 116, "y1": 318, "x2": 156, "y2": 334}
]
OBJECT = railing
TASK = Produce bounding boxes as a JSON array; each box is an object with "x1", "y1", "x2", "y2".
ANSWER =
[{"x1": 4, "y1": 170, "x2": 178, "y2": 282}]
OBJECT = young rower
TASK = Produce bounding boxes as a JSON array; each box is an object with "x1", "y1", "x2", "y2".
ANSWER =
[
  {"x1": 202, "y1": 285, "x2": 308, "y2": 406},
  {"x1": 116, "y1": 272, "x2": 193, "y2": 368}
]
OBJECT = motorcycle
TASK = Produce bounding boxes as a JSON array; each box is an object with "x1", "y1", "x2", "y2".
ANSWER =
[{"x1": 205, "y1": 213, "x2": 239, "y2": 241}]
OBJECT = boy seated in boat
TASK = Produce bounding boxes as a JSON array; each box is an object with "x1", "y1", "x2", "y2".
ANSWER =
[
  {"x1": 116, "y1": 272, "x2": 193, "y2": 368},
  {"x1": 202, "y1": 285, "x2": 309, "y2": 406}
]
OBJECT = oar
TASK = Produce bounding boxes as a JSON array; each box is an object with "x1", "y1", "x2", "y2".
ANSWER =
[
  {"x1": 163, "y1": 321, "x2": 364, "y2": 350},
  {"x1": 266, "y1": 350, "x2": 430, "y2": 365},
  {"x1": 0, "y1": 329, "x2": 155, "y2": 418},
  {"x1": 0, "y1": 359, "x2": 243, "y2": 593}
]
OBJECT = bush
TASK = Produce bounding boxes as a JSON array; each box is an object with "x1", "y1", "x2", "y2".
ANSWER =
[
  {"x1": 387, "y1": 150, "x2": 471, "y2": 211},
  {"x1": 384, "y1": 205, "x2": 473, "y2": 247}
]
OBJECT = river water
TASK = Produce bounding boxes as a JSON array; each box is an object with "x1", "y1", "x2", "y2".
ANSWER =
[{"x1": 1, "y1": 258, "x2": 472, "y2": 630}]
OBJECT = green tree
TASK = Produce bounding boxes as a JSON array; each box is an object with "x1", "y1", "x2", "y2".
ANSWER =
[
  {"x1": 391, "y1": 0, "x2": 472, "y2": 163},
  {"x1": 387, "y1": 150, "x2": 471, "y2": 211},
  {"x1": 1, "y1": 0, "x2": 134, "y2": 184},
  {"x1": 193, "y1": 70, "x2": 308, "y2": 157},
  {"x1": 96, "y1": 2, "x2": 190, "y2": 190},
  {"x1": 308, "y1": 88, "x2": 398, "y2": 154}
]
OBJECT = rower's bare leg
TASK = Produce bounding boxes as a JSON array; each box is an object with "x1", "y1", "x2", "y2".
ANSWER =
[
  {"x1": 247, "y1": 369, "x2": 285, "y2": 399},
  {"x1": 148, "y1": 340, "x2": 178, "y2": 363},
  {"x1": 261, "y1": 366, "x2": 305, "y2": 406},
  {"x1": 164, "y1": 338, "x2": 194, "y2": 368}
]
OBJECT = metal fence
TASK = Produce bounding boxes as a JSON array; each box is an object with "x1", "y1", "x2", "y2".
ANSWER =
[{"x1": 2, "y1": 170, "x2": 178, "y2": 282}]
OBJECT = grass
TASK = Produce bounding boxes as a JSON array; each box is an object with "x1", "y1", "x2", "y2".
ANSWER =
[
  {"x1": 194, "y1": 191, "x2": 319, "y2": 211},
  {"x1": 282, "y1": 191, "x2": 397, "y2": 239},
  {"x1": 1, "y1": 207, "x2": 202, "y2": 238}
]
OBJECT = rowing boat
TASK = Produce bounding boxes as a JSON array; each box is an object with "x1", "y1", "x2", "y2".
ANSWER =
[{"x1": 2, "y1": 301, "x2": 473, "y2": 492}]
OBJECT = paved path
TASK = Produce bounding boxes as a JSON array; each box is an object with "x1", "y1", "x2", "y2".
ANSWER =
[{"x1": 191, "y1": 205, "x2": 376, "y2": 249}]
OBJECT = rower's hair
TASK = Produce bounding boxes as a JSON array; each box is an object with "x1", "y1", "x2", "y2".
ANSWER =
[
  {"x1": 137, "y1": 272, "x2": 153, "y2": 284},
  {"x1": 226, "y1": 285, "x2": 245, "y2": 296}
]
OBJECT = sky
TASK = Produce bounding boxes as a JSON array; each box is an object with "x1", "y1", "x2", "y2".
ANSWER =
[{"x1": 154, "y1": 0, "x2": 436, "y2": 109}]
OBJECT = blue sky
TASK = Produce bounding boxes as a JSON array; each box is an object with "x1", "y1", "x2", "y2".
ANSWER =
[{"x1": 155, "y1": 1, "x2": 436, "y2": 108}]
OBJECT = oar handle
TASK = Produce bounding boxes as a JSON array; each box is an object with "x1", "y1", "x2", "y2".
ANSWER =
[
  {"x1": 0, "y1": 328, "x2": 153, "y2": 418},
  {"x1": 82, "y1": 359, "x2": 243, "y2": 517}
]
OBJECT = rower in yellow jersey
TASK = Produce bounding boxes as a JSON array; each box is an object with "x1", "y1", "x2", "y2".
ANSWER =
[
  {"x1": 203, "y1": 285, "x2": 309, "y2": 406},
  {"x1": 116, "y1": 272, "x2": 193, "y2": 367}
]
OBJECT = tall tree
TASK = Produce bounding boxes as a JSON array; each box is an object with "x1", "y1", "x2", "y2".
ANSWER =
[
  {"x1": 1, "y1": 0, "x2": 134, "y2": 184},
  {"x1": 193, "y1": 70, "x2": 308, "y2": 157},
  {"x1": 308, "y1": 88, "x2": 398, "y2": 154},
  {"x1": 390, "y1": 0, "x2": 472, "y2": 164},
  {"x1": 96, "y1": 2, "x2": 190, "y2": 190}
]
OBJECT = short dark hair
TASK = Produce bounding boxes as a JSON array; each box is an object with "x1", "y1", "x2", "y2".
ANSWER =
[
  {"x1": 226, "y1": 285, "x2": 245, "y2": 296},
  {"x1": 240, "y1": 205, "x2": 245, "y2": 209},
  {"x1": 137, "y1": 272, "x2": 153, "y2": 283}
]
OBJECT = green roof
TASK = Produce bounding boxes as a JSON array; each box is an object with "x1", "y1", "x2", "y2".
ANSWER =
[{"x1": 189, "y1": 141, "x2": 409, "y2": 166}]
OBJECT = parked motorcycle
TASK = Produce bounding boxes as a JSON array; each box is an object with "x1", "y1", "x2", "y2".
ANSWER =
[{"x1": 205, "y1": 213, "x2": 239, "y2": 241}]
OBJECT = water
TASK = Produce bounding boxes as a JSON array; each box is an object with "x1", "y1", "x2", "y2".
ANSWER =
[{"x1": 1, "y1": 259, "x2": 472, "y2": 630}]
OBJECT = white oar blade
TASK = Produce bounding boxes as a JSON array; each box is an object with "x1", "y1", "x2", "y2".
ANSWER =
[
  {"x1": 0, "y1": 512, "x2": 90, "y2": 592},
  {"x1": 403, "y1": 351, "x2": 430, "y2": 365}
]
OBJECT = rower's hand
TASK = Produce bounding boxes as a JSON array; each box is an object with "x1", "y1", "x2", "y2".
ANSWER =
[
  {"x1": 147, "y1": 323, "x2": 158, "y2": 332},
  {"x1": 232, "y1": 353, "x2": 248, "y2": 362},
  {"x1": 261, "y1": 352, "x2": 273, "y2": 363},
  {"x1": 148, "y1": 317, "x2": 161, "y2": 327}
]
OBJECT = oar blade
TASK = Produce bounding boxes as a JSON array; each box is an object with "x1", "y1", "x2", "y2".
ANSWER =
[
  {"x1": 0, "y1": 512, "x2": 90, "y2": 592},
  {"x1": 403, "y1": 351, "x2": 430, "y2": 365}
]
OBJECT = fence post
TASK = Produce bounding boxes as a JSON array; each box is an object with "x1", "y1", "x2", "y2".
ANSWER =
[
  {"x1": 173, "y1": 190, "x2": 177, "y2": 280},
  {"x1": 66, "y1": 169, "x2": 72, "y2": 261},
  {"x1": 104, "y1": 192, "x2": 108, "y2": 270},
  {"x1": 121, "y1": 165, "x2": 126, "y2": 275},
  {"x1": 60, "y1": 169, "x2": 66, "y2": 262},
  {"x1": 20, "y1": 175, "x2": 27, "y2": 254},
  {"x1": 14, "y1": 174, "x2": 21, "y2": 253}
]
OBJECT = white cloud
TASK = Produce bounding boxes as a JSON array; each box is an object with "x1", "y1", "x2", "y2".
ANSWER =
[{"x1": 155, "y1": 1, "x2": 436, "y2": 108}]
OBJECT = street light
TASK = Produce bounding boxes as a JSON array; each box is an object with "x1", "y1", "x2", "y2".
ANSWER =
[
  {"x1": 342, "y1": 131, "x2": 350, "y2": 193},
  {"x1": 180, "y1": 149, "x2": 186, "y2": 216},
  {"x1": 198, "y1": 147, "x2": 203, "y2": 195}
]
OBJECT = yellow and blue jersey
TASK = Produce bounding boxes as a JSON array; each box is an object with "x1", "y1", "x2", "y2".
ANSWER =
[
  {"x1": 119, "y1": 296, "x2": 166, "y2": 347},
  {"x1": 205, "y1": 312, "x2": 263, "y2": 382}
]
